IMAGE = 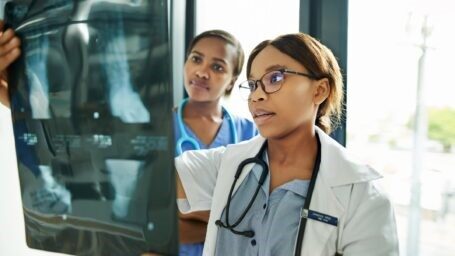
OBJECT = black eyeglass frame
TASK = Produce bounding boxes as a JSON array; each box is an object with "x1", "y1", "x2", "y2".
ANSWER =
[{"x1": 238, "y1": 68, "x2": 320, "y2": 97}]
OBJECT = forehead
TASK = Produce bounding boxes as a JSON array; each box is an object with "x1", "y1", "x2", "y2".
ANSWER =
[
  {"x1": 250, "y1": 45, "x2": 307, "y2": 79},
  {"x1": 191, "y1": 37, "x2": 237, "y2": 63}
]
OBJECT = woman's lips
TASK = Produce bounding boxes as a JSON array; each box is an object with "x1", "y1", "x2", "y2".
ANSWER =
[
  {"x1": 190, "y1": 79, "x2": 209, "y2": 90},
  {"x1": 252, "y1": 109, "x2": 275, "y2": 125}
]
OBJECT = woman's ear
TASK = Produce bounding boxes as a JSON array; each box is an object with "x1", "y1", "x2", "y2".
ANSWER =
[
  {"x1": 313, "y1": 78, "x2": 330, "y2": 105},
  {"x1": 225, "y1": 76, "x2": 237, "y2": 94}
]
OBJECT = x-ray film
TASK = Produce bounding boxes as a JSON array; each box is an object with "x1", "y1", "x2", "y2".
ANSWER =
[{"x1": 5, "y1": 0, "x2": 177, "y2": 255}]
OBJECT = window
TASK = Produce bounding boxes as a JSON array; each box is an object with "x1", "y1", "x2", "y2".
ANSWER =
[{"x1": 348, "y1": 0, "x2": 455, "y2": 254}]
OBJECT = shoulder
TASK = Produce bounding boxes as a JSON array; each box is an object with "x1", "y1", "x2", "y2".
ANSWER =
[
  {"x1": 177, "y1": 135, "x2": 262, "y2": 162},
  {"x1": 229, "y1": 113, "x2": 258, "y2": 140},
  {"x1": 316, "y1": 127, "x2": 394, "y2": 211},
  {"x1": 316, "y1": 127, "x2": 383, "y2": 187},
  {"x1": 333, "y1": 178, "x2": 398, "y2": 255},
  {"x1": 333, "y1": 176, "x2": 392, "y2": 211},
  {"x1": 232, "y1": 114, "x2": 254, "y2": 125},
  {"x1": 230, "y1": 113, "x2": 254, "y2": 128}
]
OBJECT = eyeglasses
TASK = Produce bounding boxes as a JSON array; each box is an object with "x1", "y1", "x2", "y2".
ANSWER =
[{"x1": 238, "y1": 69, "x2": 318, "y2": 100}]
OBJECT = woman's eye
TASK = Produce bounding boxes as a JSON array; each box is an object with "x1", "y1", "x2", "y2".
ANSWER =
[
  {"x1": 248, "y1": 82, "x2": 257, "y2": 91},
  {"x1": 270, "y1": 73, "x2": 283, "y2": 84},
  {"x1": 212, "y1": 64, "x2": 224, "y2": 72},
  {"x1": 191, "y1": 56, "x2": 202, "y2": 63}
]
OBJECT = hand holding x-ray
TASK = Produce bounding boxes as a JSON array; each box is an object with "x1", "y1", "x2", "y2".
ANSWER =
[{"x1": 0, "y1": 20, "x2": 21, "y2": 107}]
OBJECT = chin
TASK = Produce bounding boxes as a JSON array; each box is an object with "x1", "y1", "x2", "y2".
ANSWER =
[
  {"x1": 257, "y1": 127, "x2": 279, "y2": 139},
  {"x1": 187, "y1": 93, "x2": 209, "y2": 102},
  {"x1": 258, "y1": 126, "x2": 297, "y2": 140}
]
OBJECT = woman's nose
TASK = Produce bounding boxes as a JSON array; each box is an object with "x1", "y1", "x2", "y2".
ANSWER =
[{"x1": 195, "y1": 65, "x2": 209, "y2": 79}]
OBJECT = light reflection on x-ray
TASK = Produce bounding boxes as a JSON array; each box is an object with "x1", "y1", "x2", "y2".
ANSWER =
[
  {"x1": 25, "y1": 165, "x2": 72, "y2": 215},
  {"x1": 25, "y1": 35, "x2": 51, "y2": 119},
  {"x1": 24, "y1": 0, "x2": 150, "y2": 123},
  {"x1": 103, "y1": 17, "x2": 150, "y2": 123},
  {"x1": 105, "y1": 159, "x2": 144, "y2": 219}
]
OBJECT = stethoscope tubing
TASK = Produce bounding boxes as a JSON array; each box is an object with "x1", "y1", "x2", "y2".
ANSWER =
[
  {"x1": 176, "y1": 98, "x2": 238, "y2": 155},
  {"x1": 216, "y1": 135, "x2": 322, "y2": 256},
  {"x1": 294, "y1": 133, "x2": 321, "y2": 255}
]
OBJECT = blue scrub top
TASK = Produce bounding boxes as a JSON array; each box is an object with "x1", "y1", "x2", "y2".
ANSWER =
[
  {"x1": 173, "y1": 108, "x2": 257, "y2": 256},
  {"x1": 173, "y1": 110, "x2": 257, "y2": 156}
]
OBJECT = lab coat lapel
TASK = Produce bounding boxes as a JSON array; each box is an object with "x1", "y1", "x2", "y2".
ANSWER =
[
  {"x1": 299, "y1": 129, "x2": 345, "y2": 255},
  {"x1": 300, "y1": 173, "x2": 344, "y2": 256},
  {"x1": 299, "y1": 127, "x2": 382, "y2": 255},
  {"x1": 204, "y1": 136, "x2": 266, "y2": 256}
]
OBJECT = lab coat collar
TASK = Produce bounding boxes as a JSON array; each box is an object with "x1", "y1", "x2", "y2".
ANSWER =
[
  {"x1": 303, "y1": 126, "x2": 383, "y2": 255},
  {"x1": 315, "y1": 126, "x2": 383, "y2": 187},
  {"x1": 237, "y1": 126, "x2": 382, "y2": 189}
]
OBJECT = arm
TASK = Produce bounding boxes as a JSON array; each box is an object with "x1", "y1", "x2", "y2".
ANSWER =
[
  {"x1": 176, "y1": 171, "x2": 186, "y2": 199},
  {"x1": 176, "y1": 173, "x2": 210, "y2": 223},
  {"x1": 175, "y1": 147, "x2": 224, "y2": 213},
  {"x1": 175, "y1": 149, "x2": 223, "y2": 244},
  {"x1": 340, "y1": 181, "x2": 399, "y2": 256},
  {"x1": 0, "y1": 20, "x2": 21, "y2": 108},
  {"x1": 177, "y1": 172, "x2": 210, "y2": 242},
  {"x1": 177, "y1": 171, "x2": 209, "y2": 221}
]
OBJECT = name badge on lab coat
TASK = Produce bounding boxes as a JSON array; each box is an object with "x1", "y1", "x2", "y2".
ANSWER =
[{"x1": 307, "y1": 210, "x2": 338, "y2": 226}]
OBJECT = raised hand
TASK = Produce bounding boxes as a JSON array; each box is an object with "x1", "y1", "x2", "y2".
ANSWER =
[{"x1": 0, "y1": 20, "x2": 21, "y2": 107}]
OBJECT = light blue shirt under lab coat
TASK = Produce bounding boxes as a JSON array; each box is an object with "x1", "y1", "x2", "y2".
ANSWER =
[{"x1": 214, "y1": 152, "x2": 310, "y2": 256}]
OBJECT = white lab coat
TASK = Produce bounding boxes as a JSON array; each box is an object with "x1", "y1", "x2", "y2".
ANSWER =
[{"x1": 176, "y1": 127, "x2": 399, "y2": 256}]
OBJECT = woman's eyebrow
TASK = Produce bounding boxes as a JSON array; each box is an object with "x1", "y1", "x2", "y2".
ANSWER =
[
  {"x1": 211, "y1": 57, "x2": 228, "y2": 65},
  {"x1": 190, "y1": 50, "x2": 227, "y2": 64},
  {"x1": 190, "y1": 50, "x2": 204, "y2": 56},
  {"x1": 249, "y1": 64, "x2": 286, "y2": 79},
  {"x1": 265, "y1": 64, "x2": 286, "y2": 72}
]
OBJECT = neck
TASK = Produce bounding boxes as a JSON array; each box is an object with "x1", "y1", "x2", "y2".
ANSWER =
[
  {"x1": 183, "y1": 99, "x2": 223, "y2": 120},
  {"x1": 267, "y1": 126, "x2": 318, "y2": 166}
]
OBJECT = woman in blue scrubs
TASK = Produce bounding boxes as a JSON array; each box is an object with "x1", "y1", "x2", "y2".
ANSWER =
[{"x1": 174, "y1": 30, "x2": 256, "y2": 256}]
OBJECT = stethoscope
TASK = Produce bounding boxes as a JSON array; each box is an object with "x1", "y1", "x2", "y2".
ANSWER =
[
  {"x1": 215, "y1": 134, "x2": 322, "y2": 256},
  {"x1": 175, "y1": 98, "x2": 238, "y2": 155}
]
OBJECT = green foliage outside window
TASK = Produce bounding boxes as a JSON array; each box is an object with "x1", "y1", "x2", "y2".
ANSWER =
[{"x1": 428, "y1": 108, "x2": 455, "y2": 152}]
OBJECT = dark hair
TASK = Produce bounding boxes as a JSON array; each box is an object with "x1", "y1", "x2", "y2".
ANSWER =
[
  {"x1": 246, "y1": 33, "x2": 344, "y2": 134},
  {"x1": 186, "y1": 30, "x2": 245, "y2": 95}
]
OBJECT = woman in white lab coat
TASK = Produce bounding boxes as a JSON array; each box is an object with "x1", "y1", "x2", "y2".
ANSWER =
[{"x1": 176, "y1": 32, "x2": 399, "y2": 256}]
